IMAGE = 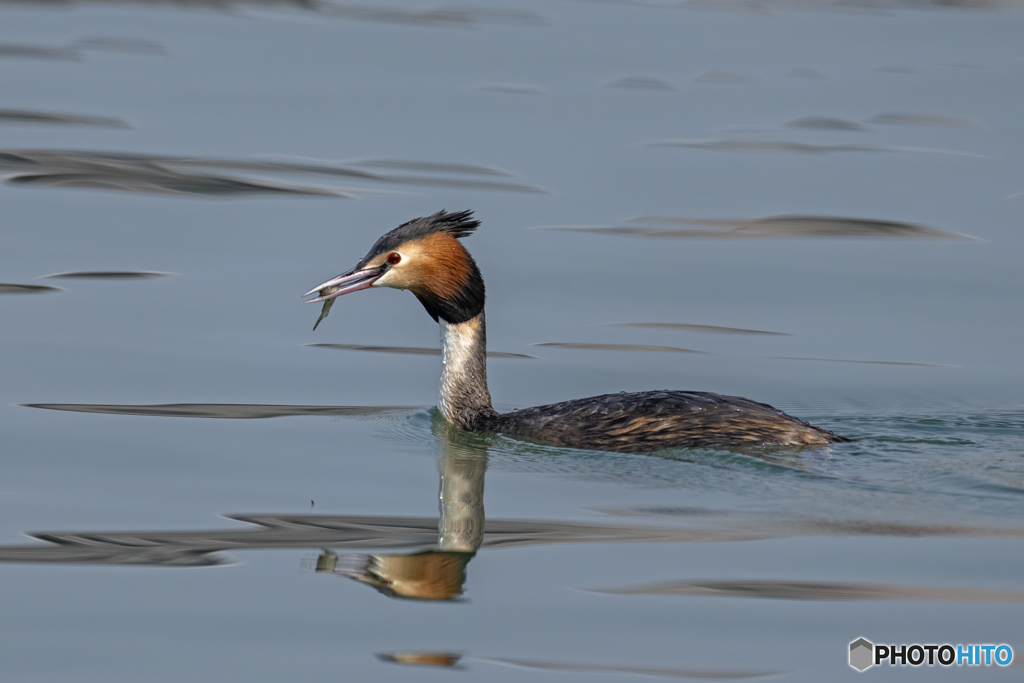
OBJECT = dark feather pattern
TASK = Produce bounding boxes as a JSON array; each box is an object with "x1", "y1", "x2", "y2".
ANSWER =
[
  {"x1": 484, "y1": 391, "x2": 848, "y2": 452},
  {"x1": 414, "y1": 255, "x2": 485, "y2": 324}
]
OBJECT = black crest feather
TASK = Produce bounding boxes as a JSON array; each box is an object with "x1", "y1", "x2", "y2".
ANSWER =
[{"x1": 420, "y1": 209, "x2": 480, "y2": 240}]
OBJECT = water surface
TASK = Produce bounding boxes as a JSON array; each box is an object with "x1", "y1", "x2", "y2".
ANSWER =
[{"x1": 1, "y1": 0, "x2": 1023, "y2": 681}]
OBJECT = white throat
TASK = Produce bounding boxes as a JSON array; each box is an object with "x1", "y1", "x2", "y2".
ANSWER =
[{"x1": 438, "y1": 313, "x2": 494, "y2": 429}]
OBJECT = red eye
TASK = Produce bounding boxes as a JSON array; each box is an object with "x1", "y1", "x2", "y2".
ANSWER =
[{"x1": 387, "y1": 252, "x2": 402, "y2": 265}]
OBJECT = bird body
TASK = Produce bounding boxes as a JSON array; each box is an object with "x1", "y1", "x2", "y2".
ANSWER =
[
  {"x1": 484, "y1": 390, "x2": 841, "y2": 452},
  {"x1": 305, "y1": 210, "x2": 846, "y2": 452}
]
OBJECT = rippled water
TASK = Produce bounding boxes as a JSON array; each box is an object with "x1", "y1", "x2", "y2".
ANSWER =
[{"x1": 2, "y1": 0, "x2": 1023, "y2": 680}]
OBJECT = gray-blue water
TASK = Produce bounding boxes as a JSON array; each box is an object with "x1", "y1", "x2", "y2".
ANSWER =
[{"x1": 2, "y1": 1, "x2": 1023, "y2": 680}]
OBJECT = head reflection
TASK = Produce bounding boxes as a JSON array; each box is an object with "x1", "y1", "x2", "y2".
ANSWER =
[{"x1": 312, "y1": 413, "x2": 487, "y2": 601}]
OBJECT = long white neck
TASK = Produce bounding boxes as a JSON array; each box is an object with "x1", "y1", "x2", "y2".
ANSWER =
[{"x1": 438, "y1": 312, "x2": 495, "y2": 430}]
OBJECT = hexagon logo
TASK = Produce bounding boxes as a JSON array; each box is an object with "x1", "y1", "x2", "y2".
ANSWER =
[{"x1": 850, "y1": 638, "x2": 874, "y2": 671}]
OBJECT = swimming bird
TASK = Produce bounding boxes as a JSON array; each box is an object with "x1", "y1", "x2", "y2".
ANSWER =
[{"x1": 304, "y1": 210, "x2": 847, "y2": 452}]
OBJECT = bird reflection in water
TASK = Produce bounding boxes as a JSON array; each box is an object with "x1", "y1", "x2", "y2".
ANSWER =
[{"x1": 309, "y1": 416, "x2": 486, "y2": 601}]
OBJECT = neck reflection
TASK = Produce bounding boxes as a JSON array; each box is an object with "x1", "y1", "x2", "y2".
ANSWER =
[{"x1": 316, "y1": 412, "x2": 488, "y2": 601}]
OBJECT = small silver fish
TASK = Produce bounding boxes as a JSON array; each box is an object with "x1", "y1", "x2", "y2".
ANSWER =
[{"x1": 312, "y1": 285, "x2": 340, "y2": 331}]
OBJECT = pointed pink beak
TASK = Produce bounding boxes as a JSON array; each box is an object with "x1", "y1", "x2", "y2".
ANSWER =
[{"x1": 303, "y1": 265, "x2": 385, "y2": 304}]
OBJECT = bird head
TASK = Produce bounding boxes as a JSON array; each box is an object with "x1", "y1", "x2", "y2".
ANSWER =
[{"x1": 304, "y1": 210, "x2": 485, "y2": 329}]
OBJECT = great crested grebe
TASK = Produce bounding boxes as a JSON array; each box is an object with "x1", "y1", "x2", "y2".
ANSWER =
[{"x1": 304, "y1": 210, "x2": 847, "y2": 452}]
